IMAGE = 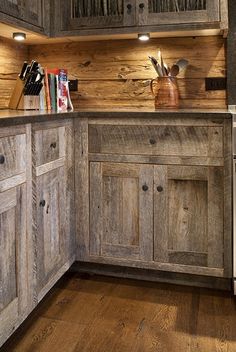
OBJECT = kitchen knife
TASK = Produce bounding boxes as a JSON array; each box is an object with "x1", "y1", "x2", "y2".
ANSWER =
[{"x1": 19, "y1": 62, "x2": 28, "y2": 80}]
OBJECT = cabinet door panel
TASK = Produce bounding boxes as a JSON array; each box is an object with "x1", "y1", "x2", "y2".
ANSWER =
[
  {"x1": 23, "y1": 0, "x2": 43, "y2": 27},
  {"x1": 154, "y1": 165, "x2": 224, "y2": 276},
  {"x1": 90, "y1": 162, "x2": 153, "y2": 262},
  {"x1": 36, "y1": 167, "x2": 66, "y2": 294},
  {"x1": 0, "y1": 184, "x2": 28, "y2": 346},
  {"x1": 0, "y1": 0, "x2": 22, "y2": 19},
  {"x1": 138, "y1": 0, "x2": 220, "y2": 26},
  {"x1": 58, "y1": 0, "x2": 136, "y2": 32}
]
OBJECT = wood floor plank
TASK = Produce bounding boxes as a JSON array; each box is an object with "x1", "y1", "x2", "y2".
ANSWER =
[{"x1": 1, "y1": 273, "x2": 236, "y2": 352}]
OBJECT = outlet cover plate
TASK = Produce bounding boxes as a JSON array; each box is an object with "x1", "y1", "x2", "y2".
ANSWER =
[{"x1": 205, "y1": 77, "x2": 226, "y2": 91}]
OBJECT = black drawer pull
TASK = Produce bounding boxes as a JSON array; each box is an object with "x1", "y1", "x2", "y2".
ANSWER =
[
  {"x1": 50, "y1": 142, "x2": 57, "y2": 149},
  {"x1": 0, "y1": 155, "x2": 5, "y2": 164},
  {"x1": 142, "y1": 184, "x2": 148, "y2": 192},
  {"x1": 139, "y1": 3, "x2": 145, "y2": 9},
  {"x1": 149, "y1": 138, "x2": 156, "y2": 145},
  {"x1": 40, "y1": 200, "x2": 46, "y2": 207},
  {"x1": 157, "y1": 186, "x2": 163, "y2": 193},
  {"x1": 127, "y1": 3, "x2": 132, "y2": 10}
]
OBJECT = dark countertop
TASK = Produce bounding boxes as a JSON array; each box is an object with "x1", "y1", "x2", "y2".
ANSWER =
[{"x1": 0, "y1": 108, "x2": 232, "y2": 125}]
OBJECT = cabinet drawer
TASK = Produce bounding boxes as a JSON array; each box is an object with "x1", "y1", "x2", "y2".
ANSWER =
[
  {"x1": 35, "y1": 126, "x2": 66, "y2": 167},
  {"x1": 0, "y1": 132, "x2": 26, "y2": 181},
  {"x1": 88, "y1": 124, "x2": 223, "y2": 158}
]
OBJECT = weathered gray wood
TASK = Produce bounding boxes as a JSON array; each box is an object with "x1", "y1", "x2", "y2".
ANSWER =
[
  {"x1": 89, "y1": 162, "x2": 154, "y2": 261},
  {"x1": 72, "y1": 261, "x2": 231, "y2": 291},
  {"x1": 33, "y1": 119, "x2": 75, "y2": 302},
  {"x1": 227, "y1": 0, "x2": 236, "y2": 105},
  {"x1": 154, "y1": 164, "x2": 225, "y2": 276},
  {"x1": 52, "y1": 0, "x2": 223, "y2": 37},
  {"x1": 89, "y1": 162, "x2": 102, "y2": 256},
  {"x1": 74, "y1": 118, "x2": 90, "y2": 260},
  {"x1": 89, "y1": 153, "x2": 224, "y2": 167},
  {"x1": 0, "y1": 0, "x2": 49, "y2": 34},
  {"x1": 223, "y1": 118, "x2": 232, "y2": 278},
  {"x1": 88, "y1": 124, "x2": 223, "y2": 158},
  {"x1": 0, "y1": 133, "x2": 26, "y2": 181},
  {"x1": 0, "y1": 183, "x2": 28, "y2": 348}
]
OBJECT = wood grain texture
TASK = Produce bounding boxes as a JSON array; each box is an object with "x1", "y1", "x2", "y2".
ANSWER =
[
  {"x1": 89, "y1": 162, "x2": 154, "y2": 261},
  {"x1": 2, "y1": 273, "x2": 236, "y2": 352},
  {"x1": 0, "y1": 37, "x2": 28, "y2": 109},
  {"x1": 88, "y1": 124, "x2": 223, "y2": 157},
  {"x1": 29, "y1": 35, "x2": 227, "y2": 109}
]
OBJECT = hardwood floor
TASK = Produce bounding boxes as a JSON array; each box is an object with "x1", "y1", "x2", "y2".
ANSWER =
[{"x1": 1, "y1": 272, "x2": 236, "y2": 352}]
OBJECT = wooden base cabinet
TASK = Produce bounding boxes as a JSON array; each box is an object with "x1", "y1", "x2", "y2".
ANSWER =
[
  {"x1": 33, "y1": 120, "x2": 74, "y2": 303},
  {"x1": 0, "y1": 125, "x2": 32, "y2": 347},
  {"x1": 87, "y1": 161, "x2": 225, "y2": 278}
]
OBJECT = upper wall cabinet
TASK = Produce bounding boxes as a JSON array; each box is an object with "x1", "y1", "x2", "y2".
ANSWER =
[
  {"x1": 0, "y1": 0, "x2": 50, "y2": 35},
  {"x1": 53, "y1": 0, "x2": 226, "y2": 37}
]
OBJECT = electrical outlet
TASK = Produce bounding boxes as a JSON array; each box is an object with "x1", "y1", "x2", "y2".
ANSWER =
[
  {"x1": 68, "y1": 79, "x2": 78, "y2": 92},
  {"x1": 205, "y1": 77, "x2": 226, "y2": 91}
]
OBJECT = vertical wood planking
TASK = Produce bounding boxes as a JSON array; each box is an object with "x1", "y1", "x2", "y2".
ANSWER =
[
  {"x1": 74, "y1": 118, "x2": 90, "y2": 260},
  {"x1": 89, "y1": 162, "x2": 102, "y2": 256}
]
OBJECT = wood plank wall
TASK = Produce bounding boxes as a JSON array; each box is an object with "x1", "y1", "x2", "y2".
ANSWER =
[
  {"x1": 29, "y1": 36, "x2": 226, "y2": 109},
  {"x1": 0, "y1": 37, "x2": 28, "y2": 109}
]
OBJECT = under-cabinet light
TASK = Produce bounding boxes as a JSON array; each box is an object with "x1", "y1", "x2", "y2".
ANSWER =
[
  {"x1": 13, "y1": 32, "x2": 26, "y2": 41},
  {"x1": 138, "y1": 33, "x2": 150, "y2": 41}
]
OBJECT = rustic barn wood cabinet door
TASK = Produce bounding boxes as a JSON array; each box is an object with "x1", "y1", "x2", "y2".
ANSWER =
[
  {"x1": 0, "y1": 0, "x2": 49, "y2": 34},
  {"x1": 22, "y1": 0, "x2": 43, "y2": 28},
  {"x1": 153, "y1": 165, "x2": 225, "y2": 277},
  {"x1": 89, "y1": 162, "x2": 153, "y2": 262},
  {"x1": 137, "y1": 0, "x2": 220, "y2": 26},
  {"x1": 55, "y1": 0, "x2": 136, "y2": 33},
  {"x1": 0, "y1": 0, "x2": 23, "y2": 20},
  {"x1": 0, "y1": 185, "x2": 28, "y2": 346},
  {"x1": 0, "y1": 124, "x2": 32, "y2": 347},
  {"x1": 34, "y1": 120, "x2": 74, "y2": 302}
]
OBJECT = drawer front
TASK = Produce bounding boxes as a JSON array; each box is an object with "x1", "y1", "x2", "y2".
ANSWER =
[
  {"x1": 0, "y1": 133, "x2": 26, "y2": 181},
  {"x1": 88, "y1": 124, "x2": 223, "y2": 158},
  {"x1": 35, "y1": 126, "x2": 66, "y2": 166}
]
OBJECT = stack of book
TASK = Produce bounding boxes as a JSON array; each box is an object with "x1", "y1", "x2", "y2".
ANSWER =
[{"x1": 40, "y1": 68, "x2": 73, "y2": 112}]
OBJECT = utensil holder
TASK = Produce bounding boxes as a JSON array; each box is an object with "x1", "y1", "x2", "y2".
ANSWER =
[
  {"x1": 150, "y1": 76, "x2": 179, "y2": 109},
  {"x1": 9, "y1": 77, "x2": 40, "y2": 110}
]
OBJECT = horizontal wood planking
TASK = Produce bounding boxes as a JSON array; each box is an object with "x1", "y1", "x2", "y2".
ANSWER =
[
  {"x1": 0, "y1": 37, "x2": 28, "y2": 109},
  {"x1": 29, "y1": 35, "x2": 227, "y2": 109}
]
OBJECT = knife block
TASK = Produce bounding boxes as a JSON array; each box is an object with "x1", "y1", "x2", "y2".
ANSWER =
[{"x1": 9, "y1": 77, "x2": 40, "y2": 110}]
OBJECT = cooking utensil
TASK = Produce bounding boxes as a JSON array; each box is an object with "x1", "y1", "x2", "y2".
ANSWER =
[
  {"x1": 170, "y1": 64, "x2": 180, "y2": 76},
  {"x1": 148, "y1": 56, "x2": 163, "y2": 77},
  {"x1": 176, "y1": 59, "x2": 189, "y2": 71}
]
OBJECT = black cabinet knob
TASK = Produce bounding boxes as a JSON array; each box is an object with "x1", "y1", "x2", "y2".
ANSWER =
[
  {"x1": 139, "y1": 3, "x2": 145, "y2": 9},
  {"x1": 157, "y1": 186, "x2": 163, "y2": 192},
  {"x1": 50, "y1": 142, "x2": 57, "y2": 149},
  {"x1": 142, "y1": 184, "x2": 149, "y2": 192},
  {"x1": 127, "y1": 3, "x2": 132, "y2": 10},
  {"x1": 149, "y1": 138, "x2": 156, "y2": 145},
  {"x1": 40, "y1": 200, "x2": 46, "y2": 207},
  {"x1": 0, "y1": 155, "x2": 5, "y2": 164}
]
